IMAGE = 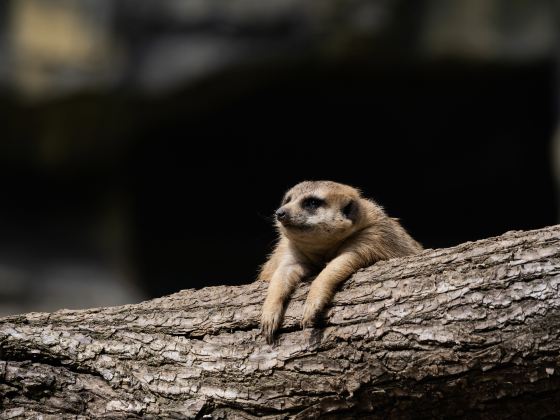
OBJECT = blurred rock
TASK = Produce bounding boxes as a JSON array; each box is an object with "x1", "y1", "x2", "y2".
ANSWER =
[
  {"x1": 421, "y1": 0, "x2": 558, "y2": 60},
  {"x1": 0, "y1": 261, "x2": 144, "y2": 317},
  {"x1": 3, "y1": 0, "x2": 556, "y2": 100},
  {"x1": 8, "y1": 0, "x2": 116, "y2": 99}
]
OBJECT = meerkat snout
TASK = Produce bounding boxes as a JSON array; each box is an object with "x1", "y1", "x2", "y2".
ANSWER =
[{"x1": 275, "y1": 208, "x2": 288, "y2": 221}]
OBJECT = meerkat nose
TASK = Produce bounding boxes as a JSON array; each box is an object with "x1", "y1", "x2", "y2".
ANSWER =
[{"x1": 275, "y1": 208, "x2": 288, "y2": 221}]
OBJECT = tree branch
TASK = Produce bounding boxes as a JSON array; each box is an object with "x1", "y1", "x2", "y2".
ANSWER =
[{"x1": 1, "y1": 226, "x2": 560, "y2": 418}]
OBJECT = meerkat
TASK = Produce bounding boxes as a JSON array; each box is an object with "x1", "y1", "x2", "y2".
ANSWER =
[{"x1": 258, "y1": 180, "x2": 422, "y2": 343}]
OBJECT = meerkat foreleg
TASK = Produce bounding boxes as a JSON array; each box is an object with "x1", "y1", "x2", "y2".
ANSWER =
[
  {"x1": 261, "y1": 261, "x2": 308, "y2": 343},
  {"x1": 301, "y1": 252, "x2": 360, "y2": 328}
]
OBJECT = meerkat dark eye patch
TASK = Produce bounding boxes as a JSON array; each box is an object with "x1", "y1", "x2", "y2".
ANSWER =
[
  {"x1": 342, "y1": 200, "x2": 356, "y2": 219},
  {"x1": 301, "y1": 196, "x2": 324, "y2": 210},
  {"x1": 282, "y1": 195, "x2": 292, "y2": 205}
]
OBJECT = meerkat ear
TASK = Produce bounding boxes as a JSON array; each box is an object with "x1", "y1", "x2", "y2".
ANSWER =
[{"x1": 342, "y1": 199, "x2": 359, "y2": 221}]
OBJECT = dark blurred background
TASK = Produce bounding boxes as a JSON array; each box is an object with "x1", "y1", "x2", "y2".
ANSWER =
[{"x1": 0, "y1": 0, "x2": 559, "y2": 315}]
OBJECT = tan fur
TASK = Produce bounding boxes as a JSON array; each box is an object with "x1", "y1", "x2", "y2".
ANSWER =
[{"x1": 258, "y1": 180, "x2": 422, "y2": 343}]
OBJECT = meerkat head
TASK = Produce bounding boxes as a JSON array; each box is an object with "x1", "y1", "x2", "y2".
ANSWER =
[{"x1": 274, "y1": 181, "x2": 364, "y2": 246}]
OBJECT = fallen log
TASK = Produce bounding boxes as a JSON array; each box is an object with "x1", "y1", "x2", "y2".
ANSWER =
[{"x1": 1, "y1": 225, "x2": 560, "y2": 418}]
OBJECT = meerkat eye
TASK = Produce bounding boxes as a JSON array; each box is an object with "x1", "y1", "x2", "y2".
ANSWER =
[
  {"x1": 302, "y1": 197, "x2": 324, "y2": 210},
  {"x1": 282, "y1": 195, "x2": 292, "y2": 205},
  {"x1": 342, "y1": 200, "x2": 355, "y2": 218}
]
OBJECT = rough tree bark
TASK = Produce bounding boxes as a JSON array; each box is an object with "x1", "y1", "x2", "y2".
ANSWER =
[{"x1": 1, "y1": 226, "x2": 560, "y2": 419}]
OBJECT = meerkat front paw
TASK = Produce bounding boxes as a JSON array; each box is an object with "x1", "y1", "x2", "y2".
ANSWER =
[
  {"x1": 301, "y1": 291, "x2": 327, "y2": 329},
  {"x1": 261, "y1": 301, "x2": 284, "y2": 344}
]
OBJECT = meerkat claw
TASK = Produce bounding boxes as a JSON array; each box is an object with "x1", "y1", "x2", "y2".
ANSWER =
[
  {"x1": 301, "y1": 304, "x2": 319, "y2": 329},
  {"x1": 261, "y1": 309, "x2": 281, "y2": 344}
]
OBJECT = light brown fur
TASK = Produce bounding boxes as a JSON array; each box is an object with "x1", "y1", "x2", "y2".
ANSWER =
[{"x1": 258, "y1": 180, "x2": 422, "y2": 343}]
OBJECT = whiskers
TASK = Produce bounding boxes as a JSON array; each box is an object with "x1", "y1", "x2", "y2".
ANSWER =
[{"x1": 257, "y1": 212, "x2": 276, "y2": 223}]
